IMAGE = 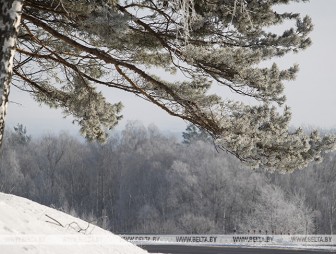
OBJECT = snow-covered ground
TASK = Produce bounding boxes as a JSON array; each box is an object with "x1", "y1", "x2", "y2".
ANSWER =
[{"x1": 0, "y1": 192, "x2": 149, "y2": 254}]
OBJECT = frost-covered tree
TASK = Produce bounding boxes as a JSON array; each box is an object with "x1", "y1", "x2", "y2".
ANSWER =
[
  {"x1": 0, "y1": 0, "x2": 23, "y2": 145},
  {"x1": 182, "y1": 124, "x2": 211, "y2": 144},
  {"x1": 1, "y1": 0, "x2": 335, "y2": 171},
  {"x1": 238, "y1": 185, "x2": 316, "y2": 234}
]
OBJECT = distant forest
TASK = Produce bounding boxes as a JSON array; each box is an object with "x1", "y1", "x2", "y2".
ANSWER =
[{"x1": 1, "y1": 122, "x2": 335, "y2": 235}]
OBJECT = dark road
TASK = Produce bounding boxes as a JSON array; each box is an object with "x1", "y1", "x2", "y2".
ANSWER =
[{"x1": 140, "y1": 245, "x2": 336, "y2": 254}]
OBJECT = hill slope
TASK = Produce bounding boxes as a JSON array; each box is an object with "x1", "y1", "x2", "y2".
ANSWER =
[{"x1": 0, "y1": 192, "x2": 148, "y2": 254}]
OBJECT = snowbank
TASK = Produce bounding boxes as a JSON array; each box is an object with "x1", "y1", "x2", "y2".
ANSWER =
[{"x1": 0, "y1": 192, "x2": 148, "y2": 254}]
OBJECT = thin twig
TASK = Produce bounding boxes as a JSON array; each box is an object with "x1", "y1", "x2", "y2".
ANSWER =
[{"x1": 45, "y1": 214, "x2": 64, "y2": 227}]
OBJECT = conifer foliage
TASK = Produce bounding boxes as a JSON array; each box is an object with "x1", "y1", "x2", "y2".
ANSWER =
[{"x1": 0, "y1": 0, "x2": 335, "y2": 171}]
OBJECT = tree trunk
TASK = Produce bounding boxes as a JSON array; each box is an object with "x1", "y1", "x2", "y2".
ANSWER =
[
  {"x1": 0, "y1": 0, "x2": 23, "y2": 146},
  {"x1": 330, "y1": 190, "x2": 335, "y2": 234}
]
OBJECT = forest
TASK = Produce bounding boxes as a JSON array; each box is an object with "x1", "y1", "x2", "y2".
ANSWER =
[{"x1": 1, "y1": 122, "x2": 335, "y2": 235}]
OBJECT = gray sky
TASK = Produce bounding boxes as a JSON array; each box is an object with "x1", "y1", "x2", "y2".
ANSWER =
[{"x1": 6, "y1": 0, "x2": 336, "y2": 137}]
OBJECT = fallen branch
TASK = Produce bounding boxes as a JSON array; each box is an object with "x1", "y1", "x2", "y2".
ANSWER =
[
  {"x1": 66, "y1": 221, "x2": 90, "y2": 233},
  {"x1": 44, "y1": 214, "x2": 108, "y2": 234},
  {"x1": 45, "y1": 214, "x2": 64, "y2": 227}
]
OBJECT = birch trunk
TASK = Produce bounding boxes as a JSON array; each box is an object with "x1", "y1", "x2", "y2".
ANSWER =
[{"x1": 0, "y1": 0, "x2": 23, "y2": 145}]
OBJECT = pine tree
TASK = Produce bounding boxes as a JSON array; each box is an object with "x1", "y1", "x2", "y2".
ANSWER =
[
  {"x1": 0, "y1": 0, "x2": 335, "y2": 171},
  {"x1": 182, "y1": 124, "x2": 211, "y2": 144}
]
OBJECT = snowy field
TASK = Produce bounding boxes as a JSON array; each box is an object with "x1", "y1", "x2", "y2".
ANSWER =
[{"x1": 0, "y1": 192, "x2": 149, "y2": 254}]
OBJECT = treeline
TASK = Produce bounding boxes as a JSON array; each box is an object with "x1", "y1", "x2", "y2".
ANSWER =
[{"x1": 0, "y1": 122, "x2": 335, "y2": 234}]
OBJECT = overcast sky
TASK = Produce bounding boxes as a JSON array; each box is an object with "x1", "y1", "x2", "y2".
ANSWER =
[{"x1": 6, "y1": 0, "x2": 336, "y2": 137}]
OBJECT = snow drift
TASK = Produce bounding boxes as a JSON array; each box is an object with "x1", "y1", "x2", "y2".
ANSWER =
[{"x1": 0, "y1": 192, "x2": 148, "y2": 254}]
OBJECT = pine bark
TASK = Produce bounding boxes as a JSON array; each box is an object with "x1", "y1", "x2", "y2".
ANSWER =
[{"x1": 0, "y1": 0, "x2": 23, "y2": 146}]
